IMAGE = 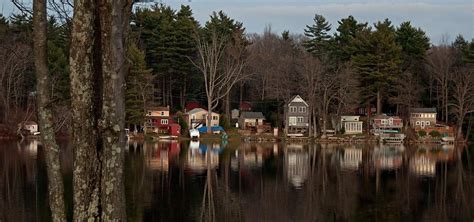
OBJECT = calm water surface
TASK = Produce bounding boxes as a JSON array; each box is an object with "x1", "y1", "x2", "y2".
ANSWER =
[{"x1": 1, "y1": 140, "x2": 473, "y2": 221}]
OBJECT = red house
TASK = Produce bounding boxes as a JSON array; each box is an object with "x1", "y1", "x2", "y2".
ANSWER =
[
  {"x1": 239, "y1": 102, "x2": 252, "y2": 111},
  {"x1": 372, "y1": 114, "x2": 403, "y2": 133},
  {"x1": 145, "y1": 106, "x2": 174, "y2": 134}
]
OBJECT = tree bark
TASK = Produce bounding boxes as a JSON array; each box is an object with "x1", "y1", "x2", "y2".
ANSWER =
[
  {"x1": 98, "y1": 0, "x2": 130, "y2": 220},
  {"x1": 70, "y1": 0, "x2": 131, "y2": 220},
  {"x1": 33, "y1": 0, "x2": 67, "y2": 220},
  {"x1": 70, "y1": 0, "x2": 102, "y2": 220}
]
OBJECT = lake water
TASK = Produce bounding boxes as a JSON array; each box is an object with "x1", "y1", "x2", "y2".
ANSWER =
[{"x1": 1, "y1": 140, "x2": 473, "y2": 221}]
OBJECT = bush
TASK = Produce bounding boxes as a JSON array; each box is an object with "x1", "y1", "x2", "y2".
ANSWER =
[
  {"x1": 177, "y1": 113, "x2": 188, "y2": 136},
  {"x1": 429, "y1": 130, "x2": 441, "y2": 138},
  {"x1": 418, "y1": 130, "x2": 427, "y2": 137},
  {"x1": 220, "y1": 115, "x2": 231, "y2": 130}
]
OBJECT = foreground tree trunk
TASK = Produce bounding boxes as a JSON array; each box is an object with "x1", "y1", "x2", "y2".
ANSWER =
[
  {"x1": 70, "y1": 0, "x2": 131, "y2": 220},
  {"x1": 33, "y1": 0, "x2": 67, "y2": 220}
]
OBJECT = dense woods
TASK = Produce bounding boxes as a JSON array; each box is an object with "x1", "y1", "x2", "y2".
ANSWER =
[{"x1": 1, "y1": 3, "x2": 473, "y2": 140}]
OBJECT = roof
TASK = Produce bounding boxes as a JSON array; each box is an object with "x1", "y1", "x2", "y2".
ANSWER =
[
  {"x1": 288, "y1": 95, "x2": 309, "y2": 107},
  {"x1": 411, "y1": 108, "x2": 437, "y2": 113},
  {"x1": 147, "y1": 106, "x2": 169, "y2": 111},
  {"x1": 23, "y1": 121, "x2": 37, "y2": 125},
  {"x1": 240, "y1": 112, "x2": 265, "y2": 119},
  {"x1": 373, "y1": 114, "x2": 402, "y2": 119},
  {"x1": 186, "y1": 108, "x2": 219, "y2": 115},
  {"x1": 239, "y1": 102, "x2": 252, "y2": 109}
]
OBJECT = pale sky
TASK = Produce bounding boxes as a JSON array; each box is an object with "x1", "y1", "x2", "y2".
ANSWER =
[{"x1": 1, "y1": 0, "x2": 473, "y2": 44}]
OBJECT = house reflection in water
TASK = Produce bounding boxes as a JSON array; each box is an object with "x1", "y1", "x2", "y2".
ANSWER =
[
  {"x1": 186, "y1": 141, "x2": 219, "y2": 173},
  {"x1": 410, "y1": 155, "x2": 436, "y2": 177},
  {"x1": 373, "y1": 144, "x2": 405, "y2": 170},
  {"x1": 231, "y1": 143, "x2": 270, "y2": 171},
  {"x1": 146, "y1": 141, "x2": 180, "y2": 172},
  {"x1": 409, "y1": 144, "x2": 456, "y2": 177},
  {"x1": 338, "y1": 147, "x2": 363, "y2": 170},
  {"x1": 284, "y1": 144, "x2": 309, "y2": 188}
]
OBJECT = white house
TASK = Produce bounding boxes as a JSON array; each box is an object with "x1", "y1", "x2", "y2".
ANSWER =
[
  {"x1": 185, "y1": 108, "x2": 220, "y2": 129},
  {"x1": 340, "y1": 115, "x2": 363, "y2": 134},
  {"x1": 22, "y1": 121, "x2": 38, "y2": 134}
]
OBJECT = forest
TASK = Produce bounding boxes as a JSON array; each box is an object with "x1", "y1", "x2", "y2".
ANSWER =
[{"x1": 0, "y1": 3, "x2": 473, "y2": 139}]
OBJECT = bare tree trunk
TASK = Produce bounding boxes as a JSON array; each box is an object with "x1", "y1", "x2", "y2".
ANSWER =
[
  {"x1": 33, "y1": 0, "x2": 66, "y2": 220},
  {"x1": 70, "y1": 0, "x2": 131, "y2": 220},
  {"x1": 377, "y1": 90, "x2": 381, "y2": 115},
  {"x1": 98, "y1": 0, "x2": 130, "y2": 219},
  {"x1": 207, "y1": 103, "x2": 212, "y2": 134}
]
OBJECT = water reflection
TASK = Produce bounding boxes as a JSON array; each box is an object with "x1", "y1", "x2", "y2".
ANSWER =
[{"x1": 1, "y1": 141, "x2": 473, "y2": 221}]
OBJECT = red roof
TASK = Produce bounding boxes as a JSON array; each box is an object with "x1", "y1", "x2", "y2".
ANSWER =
[
  {"x1": 186, "y1": 102, "x2": 203, "y2": 111},
  {"x1": 239, "y1": 102, "x2": 252, "y2": 111}
]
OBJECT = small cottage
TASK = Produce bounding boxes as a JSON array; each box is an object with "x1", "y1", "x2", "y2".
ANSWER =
[
  {"x1": 410, "y1": 108, "x2": 436, "y2": 130},
  {"x1": 185, "y1": 108, "x2": 220, "y2": 129},
  {"x1": 238, "y1": 112, "x2": 265, "y2": 130},
  {"x1": 340, "y1": 115, "x2": 363, "y2": 134},
  {"x1": 285, "y1": 95, "x2": 310, "y2": 135},
  {"x1": 22, "y1": 121, "x2": 38, "y2": 134}
]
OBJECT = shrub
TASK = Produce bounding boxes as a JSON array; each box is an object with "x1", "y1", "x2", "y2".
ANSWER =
[
  {"x1": 220, "y1": 115, "x2": 231, "y2": 130},
  {"x1": 177, "y1": 113, "x2": 188, "y2": 136},
  {"x1": 418, "y1": 130, "x2": 427, "y2": 137},
  {"x1": 429, "y1": 130, "x2": 441, "y2": 138}
]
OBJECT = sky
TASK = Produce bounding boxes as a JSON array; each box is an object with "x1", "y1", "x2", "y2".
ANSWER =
[{"x1": 1, "y1": 0, "x2": 473, "y2": 44}]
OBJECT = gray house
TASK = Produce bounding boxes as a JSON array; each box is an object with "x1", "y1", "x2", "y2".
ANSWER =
[{"x1": 285, "y1": 95, "x2": 310, "y2": 135}]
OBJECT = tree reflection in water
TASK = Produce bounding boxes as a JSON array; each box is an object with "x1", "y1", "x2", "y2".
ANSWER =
[{"x1": 0, "y1": 140, "x2": 473, "y2": 221}]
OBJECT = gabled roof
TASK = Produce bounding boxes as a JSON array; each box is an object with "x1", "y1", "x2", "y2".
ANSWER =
[
  {"x1": 147, "y1": 106, "x2": 169, "y2": 111},
  {"x1": 287, "y1": 95, "x2": 309, "y2": 107},
  {"x1": 186, "y1": 108, "x2": 219, "y2": 115},
  {"x1": 373, "y1": 114, "x2": 402, "y2": 120},
  {"x1": 411, "y1": 108, "x2": 437, "y2": 113},
  {"x1": 240, "y1": 112, "x2": 265, "y2": 119}
]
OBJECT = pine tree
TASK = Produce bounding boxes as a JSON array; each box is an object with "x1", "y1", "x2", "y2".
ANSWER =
[
  {"x1": 395, "y1": 21, "x2": 430, "y2": 71},
  {"x1": 351, "y1": 19, "x2": 402, "y2": 113},
  {"x1": 125, "y1": 43, "x2": 153, "y2": 131},
  {"x1": 303, "y1": 14, "x2": 332, "y2": 58},
  {"x1": 332, "y1": 15, "x2": 367, "y2": 62}
]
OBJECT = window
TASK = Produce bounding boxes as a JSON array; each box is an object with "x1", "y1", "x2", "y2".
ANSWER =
[
  {"x1": 161, "y1": 119, "x2": 168, "y2": 125},
  {"x1": 416, "y1": 121, "x2": 420, "y2": 125},
  {"x1": 289, "y1": 106, "x2": 297, "y2": 113},
  {"x1": 381, "y1": 119, "x2": 387, "y2": 125},
  {"x1": 148, "y1": 111, "x2": 151, "y2": 115},
  {"x1": 161, "y1": 112, "x2": 164, "y2": 115},
  {"x1": 297, "y1": 117, "x2": 304, "y2": 123},
  {"x1": 426, "y1": 121, "x2": 430, "y2": 125},
  {"x1": 299, "y1": 107, "x2": 307, "y2": 113},
  {"x1": 289, "y1": 117, "x2": 297, "y2": 126},
  {"x1": 212, "y1": 116, "x2": 218, "y2": 120},
  {"x1": 148, "y1": 119, "x2": 152, "y2": 123}
]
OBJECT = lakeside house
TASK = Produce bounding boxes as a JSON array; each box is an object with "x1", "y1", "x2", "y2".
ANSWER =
[
  {"x1": 372, "y1": 114, "x2": 403, "y2": 133},
  {"x1": 21, "y1": 121, "x2": 38, "y2": 135},
  {"x1": 285, "y1": 95, "x2": 310, "y2": 136},
  {"x1": 238, "y1": 111, "x2": 265, "y2": 130},
  {"x1": 372, "y1": 114, "x2": 405, "y2": 143},
  {"x1": 145, "y1": 106, "x2": 172, "y2": 134},
  {"x1": 339, "y1": 115, "x2": 363, "y2": 134},
  {"x1": 410, "y1": 108, "x2": 437, "y2": 130},
  {"x1": 185, "y1": 108, "x2": 220, "y2": 129}
]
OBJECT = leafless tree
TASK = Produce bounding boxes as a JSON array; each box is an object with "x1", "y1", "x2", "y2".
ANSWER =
[
  {"x1": 32, "y1": 0, "x2": 66, "y2": 220},
  {"x1": 192, "y1": 31, "x2": 247, "y2": 133},
  {"x1": 426, "y1": 46, "x2": 456, "y2": 124},
  {"x1": 298, "y1": 52, "x2": 323, "y2": 137},
  {"x1": 389, "y1": 70, "x2": 423, "y2": 121},
  {"x1": 449, "y1": 67, "x2": 474, "y2": 140}
]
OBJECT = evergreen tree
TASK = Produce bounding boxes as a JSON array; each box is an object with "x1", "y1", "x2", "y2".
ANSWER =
[
  {"x1": 395, "y1": 21, "x2": 430, "y2": 71},
  {"x1": 351, "y1": 19, "x2": 402, "y2": 113},
  {"x1": 332, "y1": 15, "x2": 367, "y2": 62},
  {"x1": 125, "y1": 44, "x2": 153, "y2": 130},
  {"x1": 303, "y1": 14, "x2": 332, "y2": 58}
]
